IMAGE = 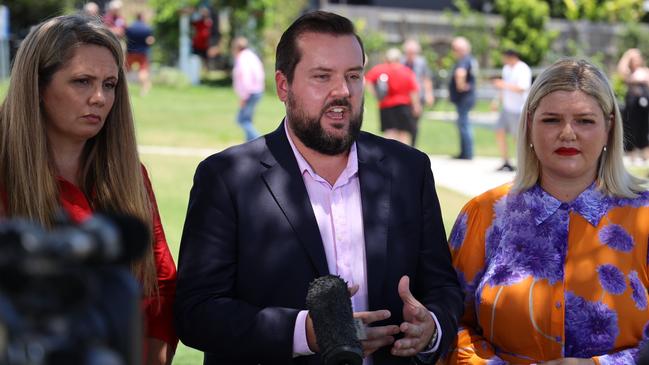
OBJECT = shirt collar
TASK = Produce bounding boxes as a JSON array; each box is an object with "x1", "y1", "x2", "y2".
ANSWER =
[
  {"x1": 526, "y1": 183, "x2": 609, "y2": 227},
  {"x1": 284, "y1": 120, "x2": 358, "y2": 186}
]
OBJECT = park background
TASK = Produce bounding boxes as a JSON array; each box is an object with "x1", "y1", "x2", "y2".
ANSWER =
[{"x1": 3, "y1": 0, "x2": 649, "y2": 363}]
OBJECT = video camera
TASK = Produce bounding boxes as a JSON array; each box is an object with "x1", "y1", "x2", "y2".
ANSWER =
[{"x1": 0, "y1": 213, "x2": 149, "y2": 365}]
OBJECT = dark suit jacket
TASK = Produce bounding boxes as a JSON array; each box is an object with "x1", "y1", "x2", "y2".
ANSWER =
[{"x1": 174, "y1": 123, "x2": 463, "y2": 365}]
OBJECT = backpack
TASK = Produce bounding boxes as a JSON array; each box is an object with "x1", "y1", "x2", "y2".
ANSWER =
[{"x1": 375, "y1": 73, "x2": 389, "y2": 101}]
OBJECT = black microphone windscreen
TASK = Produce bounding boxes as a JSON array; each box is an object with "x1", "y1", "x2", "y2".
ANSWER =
[{"x1": 306, "y1": 275, "x2": 362, "y2": 365}]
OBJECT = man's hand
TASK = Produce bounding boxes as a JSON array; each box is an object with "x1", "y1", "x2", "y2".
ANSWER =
[
  {"x1": 306, "y1": 284, "x2": 400, "y2": 357},
  {"x1": 354, "y1": 310, "x2": 400, "y2": 357},
  {"x1": 535, "y1": 358, "x2": 595, "y2": 365},
  {"x1": 391, "y1": 275, "x2": 437, "y2": 357}
]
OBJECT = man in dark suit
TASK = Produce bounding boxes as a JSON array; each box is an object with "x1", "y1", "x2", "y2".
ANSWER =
[{"x1": 174, "y1": 11, "x2": 463, "y2": 365}]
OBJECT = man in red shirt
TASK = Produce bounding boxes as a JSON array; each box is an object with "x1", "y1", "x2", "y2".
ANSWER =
[{"x1": 366, "y1": 48, "x2": 421, "y2": 146}]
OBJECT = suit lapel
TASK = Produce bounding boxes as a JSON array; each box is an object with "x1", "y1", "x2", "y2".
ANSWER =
[
  {"x1": 260, "y1": 123, "x2": 329, "y2": 277},
  {"x1": 357, "y1": 134, "x2": 391, "y2": 309}
]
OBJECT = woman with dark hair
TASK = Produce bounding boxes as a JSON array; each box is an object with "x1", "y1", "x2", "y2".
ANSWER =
[{"x1": 0, "y1": 14, "x2": 177, "y2": 365}]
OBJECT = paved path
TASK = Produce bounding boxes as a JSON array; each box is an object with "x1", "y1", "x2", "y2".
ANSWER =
[
  {"x1": 428, "y1": 155, "x2": 514, "y2": 197},
  {"x1": 139, "y1": 145, "x2": 512, "y2": 198}
]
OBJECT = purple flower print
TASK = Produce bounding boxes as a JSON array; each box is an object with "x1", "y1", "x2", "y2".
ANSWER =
[
  {"x1": 599, "y1": 350, "x2": 638, "y2": 365},
  {"x1": 449, "y1": 212, "x2": 468, "y2": 250},
  {"x1": 597, "y1": 264, "x2": 626, "y2": 295},
  {"x1": 629, "y1": 271, "x2": 647, "y2": 310},
  {"x1": 565, "y1": 292, "x2": 618, "y2": 358},
  {"x1": 484, "y1": 190, "x2": 567, "y2": 286},
  {"x1": 599, "y1": 224, "x2": 634, "y2": 252}
]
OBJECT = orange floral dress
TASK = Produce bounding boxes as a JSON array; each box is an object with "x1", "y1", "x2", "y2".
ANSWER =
[{"x1": 445, "y1": 183, "x2": 649, "y2": 364}]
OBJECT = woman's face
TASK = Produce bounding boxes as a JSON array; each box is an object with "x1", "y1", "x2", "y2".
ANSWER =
[
  {"x1": 530, "y1": 90, "x2": 610, "y2": 184},
  {"x1": 41, "y1": 44, "x2": 118, "y2": 148}
]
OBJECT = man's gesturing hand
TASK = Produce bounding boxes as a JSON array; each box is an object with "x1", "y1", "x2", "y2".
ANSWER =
[{"x1": 391, "y1": 275, "x2": 437, "y2": 357}]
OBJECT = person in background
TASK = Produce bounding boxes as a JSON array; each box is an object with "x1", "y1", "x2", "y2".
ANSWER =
[
  {"x1": 446, "y1": 58, "x2": 649, "y2": 364},
  {"x1": 366, "y1": 47, "x2": 421, "y2": 146},
  {"x1": 191, "y1": 6, "x2": 213, "y2": 71},
  {"x1": 174, "y1": 10, "x2": 462, "y2": 365},
  {"x1": 82, "y1": 2, "x2": 100, "y2": 17},
  {"x1": 491, "y1": 49, "x2": 532, "y2": 172},
  {"x1": 617, "y1": 48, "x2": 649, "y2": 166},
  {"x1": 448, "y1": 37, "x2": 477, "y2": 160},
  {"x1": 0, "y1": 15, "x2": 177, "y2": 365},
  {"x1": 402, "y1": 38, "x2": 435, "y2": 147},
  {"x1": 103, "y1": 0, "x2": 126, "y2": 39},
  {"x1": 126, "y1": 12, "x2": 155, "y2": 96},
  {"x1": 231, "y1": 36, "x2": 264, "y2": 141}
]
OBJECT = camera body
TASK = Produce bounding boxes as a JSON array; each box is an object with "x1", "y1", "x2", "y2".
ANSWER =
[{"x1": 0, "y1": 215, "x2": 145, "y2": 365}]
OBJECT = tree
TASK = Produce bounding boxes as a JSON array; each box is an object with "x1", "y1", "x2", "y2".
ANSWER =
[
  {"x1": 224, "y1": 0, "x2": 308, "y2": 68},
  {"x1": 5, "y1": 0, "x2": 75, "y2": 39},
  {"x1": 494, "y1": 0, "x2": 556, "y2": 66},
  {"x1": 550, "y1": 0, "x2": 644, "y2": 22}
]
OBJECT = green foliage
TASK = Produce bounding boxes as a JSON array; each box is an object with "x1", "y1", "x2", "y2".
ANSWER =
[
  {"x1": 150, "y1": 0, "x2": 201, "y2": 65},
  {"x1": 5, "y1": 0, "x2": 75, "y2": 38},
  {"x1": 617, "y1": 22, "x2": 649, "y2": 59},
  {"x1": 354, "y1": 18, "x2": 387, "y2": 67},
  {"x1": 494, "y1": 0, "x2": 556, "y2": 66},
  {"x1": 257, "y1": 0, "x2": 308, "y2": 67},
  {"x1": 561, "y1": 0, "x2": 644, "y2": 22}
]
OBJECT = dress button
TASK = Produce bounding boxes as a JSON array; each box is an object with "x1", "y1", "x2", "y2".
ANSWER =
[
  {"x1": 555, "y1": 301, "x2": 562, "y2": 309},
  {"x1": 556, "y1": 336, "x2": 562, "y2": 342}
]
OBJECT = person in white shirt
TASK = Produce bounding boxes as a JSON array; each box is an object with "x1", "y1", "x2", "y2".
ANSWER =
[{"x1": 491, "y1": 49, "x2": 532, "y2": 171}]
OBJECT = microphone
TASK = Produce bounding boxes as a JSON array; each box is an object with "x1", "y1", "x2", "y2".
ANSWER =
[{"x1": 306, "y1": 275, "x2": 362, "y2": 365}]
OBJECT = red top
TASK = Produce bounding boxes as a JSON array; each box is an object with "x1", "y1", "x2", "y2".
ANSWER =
[
  {"x1": 365, "y1": 62, "x2": 418, "y2": 109},
  {"x1": 58, "y1": 167, "x2": 178, "y2": 354},
  {"x1": 192, "y1": 18, "x2": 213, "y2": 51}
]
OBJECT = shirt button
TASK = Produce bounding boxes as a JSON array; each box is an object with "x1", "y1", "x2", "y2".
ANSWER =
[
  {"x1": 555, "y1": 336, "x2": 562, "y2": 342},
  {"x1": 555, "y1": 301, "x2": 562, "y2": 309}
]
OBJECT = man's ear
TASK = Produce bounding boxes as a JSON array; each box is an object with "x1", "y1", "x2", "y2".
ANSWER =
[{"x1": 275, "y1": 70, "x2": 289, "y2": 102}]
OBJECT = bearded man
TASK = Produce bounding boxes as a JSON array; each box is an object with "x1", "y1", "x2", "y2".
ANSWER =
[{"x1": 174, "y1": 11, "x2": 462, "y2": 365}]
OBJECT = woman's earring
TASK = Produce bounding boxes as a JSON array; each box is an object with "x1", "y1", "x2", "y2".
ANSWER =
[
  {"x1": 603, "y1": 145, "x2": 607, "y2": 152},
  {"x1": 529, "y1": 143, "x2": 534, "y2": 150}
]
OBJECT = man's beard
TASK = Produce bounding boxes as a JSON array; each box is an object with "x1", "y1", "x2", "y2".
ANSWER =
[{"x1": 287, "y1": 91, "x2": 363, "y2": 156}]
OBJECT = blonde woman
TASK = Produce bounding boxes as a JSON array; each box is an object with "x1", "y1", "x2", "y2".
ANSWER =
[
  {"x1": 0, "y1": 15, "x2": 177, "y2": 364},
  {"x1": 446, "y1": 59, "x2": 648, "y2": 364}
]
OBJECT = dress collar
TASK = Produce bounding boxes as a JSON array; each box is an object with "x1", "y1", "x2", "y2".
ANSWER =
[{"x1": 526, "y1": 183, "x2": 610, "y2": 227}]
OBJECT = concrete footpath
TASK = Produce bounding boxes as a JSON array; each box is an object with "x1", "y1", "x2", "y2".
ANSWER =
[{"x1": 428, "y1": 155, "x2": 514, "y2": 197}]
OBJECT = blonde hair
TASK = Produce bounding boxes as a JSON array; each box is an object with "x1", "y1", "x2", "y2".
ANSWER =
[
  {"x1": 513, "y1": 58, "x2": 646, "y2": 198},
  {"x1": 0, "y1": 15, "x2": 157, "y2": 295}
]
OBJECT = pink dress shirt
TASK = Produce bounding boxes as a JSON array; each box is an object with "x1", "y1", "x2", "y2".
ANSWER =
[
  {"x1": 285, "y1": 123, "x2": 441, "y2": 361},
  {"x1": 285, "y1": 123, "x2": 368, "y2": 356}
]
